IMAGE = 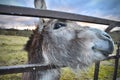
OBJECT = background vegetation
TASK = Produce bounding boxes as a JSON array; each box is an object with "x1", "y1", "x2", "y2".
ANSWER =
[
  {"x1": 0, "y1": 29, "x2": 120, "y2": 80},
  {"x1": 0, "y1": 28, "x2": 32, "y2": 37}
]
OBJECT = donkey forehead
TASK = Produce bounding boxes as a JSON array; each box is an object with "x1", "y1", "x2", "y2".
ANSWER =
[
  {"x1": 44, "y1": 19, "x2": 105, "y2": 37},
  {"x1": 77, "y1": 28, "x2": 103, "y2": 38}
]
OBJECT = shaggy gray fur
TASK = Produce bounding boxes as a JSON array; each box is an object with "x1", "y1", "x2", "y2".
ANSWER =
[{"x1": 42, "y1": 19, "x2": 114, "y2": 70}]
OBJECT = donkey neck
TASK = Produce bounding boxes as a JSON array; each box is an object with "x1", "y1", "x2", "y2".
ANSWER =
[{"x1": 38, "y1": 69, "x2": 60, "y2": 80}]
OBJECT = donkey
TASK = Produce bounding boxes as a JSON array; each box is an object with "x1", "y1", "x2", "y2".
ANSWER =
[{"x1": 22, "y1": 0, "x2": 114, "y2": 80}]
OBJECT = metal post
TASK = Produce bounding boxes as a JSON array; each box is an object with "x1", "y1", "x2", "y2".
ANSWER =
[
  {"x1": 94, "y1": 62, "x2": 100, "y2": 80},
  {"x1": 105, "y1": 23, "x2": 116, "y2": 33},
  {"x1": 113, "y1": 41, "x2": 120, "y2": 80}
]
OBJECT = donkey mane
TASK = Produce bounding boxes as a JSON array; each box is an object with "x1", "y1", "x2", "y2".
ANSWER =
[
  {"x1": 25, "y1": 25, "x2": 44, "y2": 64},
  {"x1": 25, "y1": 26, "x2": 39, "y2": 52}
]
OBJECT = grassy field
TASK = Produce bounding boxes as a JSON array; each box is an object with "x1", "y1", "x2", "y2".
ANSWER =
[
  {"x1": 0, "y1": 35, "x2": 28, "y2": 80},
  {"x1": 0, "y1": 30, "x2": 120, "y2": 80}
]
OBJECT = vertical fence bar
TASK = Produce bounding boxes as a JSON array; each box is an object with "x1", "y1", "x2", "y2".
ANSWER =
[
  {"x1": 113, "y1": 42, "x2": 120, "y2": 80},
  {"x1": 94, "y1": 62, "x2": 100, "y2": 80}
]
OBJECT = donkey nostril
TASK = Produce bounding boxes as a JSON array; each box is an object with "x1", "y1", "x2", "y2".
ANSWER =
[{"x1": 103, "y1": 33, "x2": 111, "y2": 39}]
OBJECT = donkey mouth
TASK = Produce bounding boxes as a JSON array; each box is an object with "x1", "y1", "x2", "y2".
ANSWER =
[
  {"x1": 101, "y1": 51, "x2": 110, "y2": 57},
  {"x1": 92, "y1": 46, "x2": 112, "y2": 57}
]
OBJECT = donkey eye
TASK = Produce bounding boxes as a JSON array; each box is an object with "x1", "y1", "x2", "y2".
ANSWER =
[{"x1": 54, "y1": 23, "x2": 66, "y2": 29}]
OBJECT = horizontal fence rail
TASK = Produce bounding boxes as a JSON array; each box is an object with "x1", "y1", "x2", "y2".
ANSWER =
[
  {"x1": 0, "y1": 64, "x2": 65, "y2": 75},
  {"x1": 0, "y1": 4, "x2": 120, "y2": 26},
  {"x1": 0, "y1": 55, "x2": 119, "y2": 75}
]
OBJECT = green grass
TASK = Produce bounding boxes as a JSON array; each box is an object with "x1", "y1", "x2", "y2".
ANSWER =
[
  {"x1": 0, "y1": 35, "x2": 28, "y2": 66},
  {"x1": 0, "y1": 34, "x2": 120, "y2": 80},
  {"x1": 0, "y1": 35, "x2": 28, "y2": 80},
  {"x1": 61, "y1": 60, "x2": 120, "y2": 80}
]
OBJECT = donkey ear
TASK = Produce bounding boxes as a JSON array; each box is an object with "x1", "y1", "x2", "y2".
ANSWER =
[
  {"x1": 34, "y1": 0, "x2": 47, "y2": 9},
  {"x1": 34, "y1": 0, "x2": 47, "y2": 32}
]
